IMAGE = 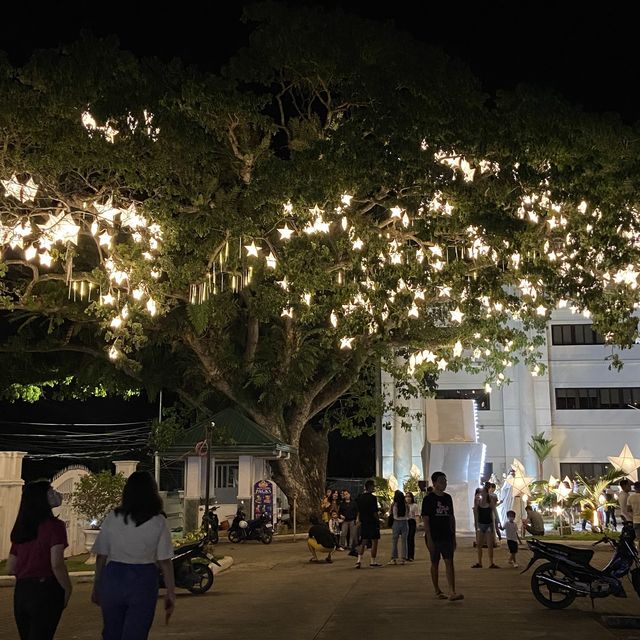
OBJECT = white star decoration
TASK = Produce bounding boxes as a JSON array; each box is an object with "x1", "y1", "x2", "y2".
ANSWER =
[
  {"x1": 278, "y1": 223, "x2": 294, "y2": 240},
  {"x1": 608, "y1": 444, "x2": 640, "y2": 481},
  {"x1": 505, "y1": 459, "x2": 534, "y2": 497}
]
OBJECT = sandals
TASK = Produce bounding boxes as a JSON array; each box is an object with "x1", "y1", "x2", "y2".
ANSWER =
[
  {"x1": 471, "y1": 563, "x2": 482, "y2": 568},
  {"x1": 435, "y1": 591, "x2": 448, "y2": 600},
  {"x1": 449, "y1": 593, "x2": 464, "y2": 601},
  {"x1": 489, "y1": 564, "x2": 500, "y2": 569}
]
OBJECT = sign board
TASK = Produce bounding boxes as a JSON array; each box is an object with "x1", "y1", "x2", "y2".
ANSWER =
[
  {"x1": 253, "y1": 479, "x2": 274, "y2": 523},
  {"x1": 52, "y1": 465, "x2": 90, "y2": 557}
]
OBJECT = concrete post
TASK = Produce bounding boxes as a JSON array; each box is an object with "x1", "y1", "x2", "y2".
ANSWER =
[{"x1": 0, "y1": 452, "x2": 26, "y2": 560}]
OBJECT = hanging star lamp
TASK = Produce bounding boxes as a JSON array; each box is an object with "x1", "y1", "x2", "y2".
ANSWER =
[{"x1": 608, "y1": 444, "x2": 640, "y2": 481}]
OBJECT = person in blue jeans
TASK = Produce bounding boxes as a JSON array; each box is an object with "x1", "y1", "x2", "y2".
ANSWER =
[
  {"x1": 91, "y1": 471, "x2": 176, "y2": 640},
  {"x1": 388, "y1": 490, "x2": 409, "y2": 565}
]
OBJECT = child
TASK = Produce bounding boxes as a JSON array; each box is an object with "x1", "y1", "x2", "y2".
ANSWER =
[
  {"x1": 501, "y1": 510, "x2": 521, "y2": 568},
  {"x1": 328, "y1": 510, "x2": 343, "y2": 548}
]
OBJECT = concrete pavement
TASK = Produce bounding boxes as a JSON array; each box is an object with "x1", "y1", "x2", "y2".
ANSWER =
[{"x1": 1, "y1": 535, "x2": 640, "y2": 639}]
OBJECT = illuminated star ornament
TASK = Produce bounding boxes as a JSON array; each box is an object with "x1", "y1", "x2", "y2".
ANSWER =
[
  {"x1": 505, "y1": 458, "x2": 534, "y2": 497},
  {"x1": 608, "y1": 444, "x2": 640, "y2": 481}
]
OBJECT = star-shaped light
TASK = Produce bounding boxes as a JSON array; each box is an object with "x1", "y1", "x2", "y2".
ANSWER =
[
  {"x1": 94, "y1": 197, "x2": 120, "y2": 225},
  {"x1": 438, "y1": 286, "x2": 451, "y2": 298},
  {"x1": 1, "y1": 174, "x2": 39, "y2": 202},
  {"x1": 608, "y1": 444, "x2": 640, "y2": 481},
  {"x1": 452, "y1": 340, "x2": 463, "y2": 358},
  {"x1": 277, "y1": 276, "x2": 289, "y2": 291},
  {"x1": 24, "y1": 245, "x2": 37, "y2": 261},
  {"x1": 390, "y1": 206, "x2": 403, "y2": 219},
  {"x1": 101, "y1": 293, "x2": 115, "y2": 305},
  {"x1": 266, "y1": 252, "x2": 277, "y2": 269},
  {"x1": 408, "y1": 304, "x2": 419, "y2": 318},
  {"x1": 281, "y1": 307, "x2": 293, "y2": 318},
  {"x1": 352, "y1": 237, "x2": 363, "y2": 250},
  {"x1": 278, "y1": 224, "x2": 294, "y2": 240},
  {"x1": 99, "y1": 232, "x2": 112, "y2": 248},
  {"x1": 450, "y1": 307, "x2": 464, "y2": 323},
  {"x1": 340, "y1": 337, "x2": 354, "y2": 350},
  {"x1": 341, "y1": 194, "x2": 353, "y2": 206},
  {"x1": 39, "y1": 252, "x2": 52, "y2": 267},
  {"x1": 244, "y1": 242, "x2": 259, "y2": 257},
  {"x1": 308, "y1": 205, "x2": 324, "y2": 217},
  {"x1": 505, "y1": 464, "x2": 534, "y2": 497},
  {"x1": 437, "y1": 358, "x2": 448, "y2": 371},
  {"x1": 38, "y1": 212, "x2": 80, "y2": 246}
]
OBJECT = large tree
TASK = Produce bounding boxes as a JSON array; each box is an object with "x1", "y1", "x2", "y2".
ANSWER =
[{"x1": 3, "y1": 5, "x2": 640, "y2": 516}]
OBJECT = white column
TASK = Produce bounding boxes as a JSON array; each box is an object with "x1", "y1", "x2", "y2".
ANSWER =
[
  {"x1": 237, "y1": 455, "x2": 253, "y2": 501},
  {"x1": 184, "y1": 456, "x2": 202, "y2": 499},
  {"x1": 0, "y1": 452, "x2": 26, "y2": 560},
  {"x1": 113, "y1": 460, "x2": 138, "y2": 478}
]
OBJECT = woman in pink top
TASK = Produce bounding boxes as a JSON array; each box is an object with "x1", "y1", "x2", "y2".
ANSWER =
[{"x1": 8, "y1": 480, "x2": 72, "y2": 640}]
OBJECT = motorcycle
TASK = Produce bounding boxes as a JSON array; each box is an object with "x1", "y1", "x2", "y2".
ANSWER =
[
  {"x1": 201, "y1": 505, "x2": 220, "y2": 544},
  {"x1": 227, "y1": 508, "x2": 273, "y2": 544},
  {"x1": 160, "y1": 536, "x2": 221, "y2": 594},
  {"x1": 523, "y1": 520, "x2": 640, "y2": 609}
]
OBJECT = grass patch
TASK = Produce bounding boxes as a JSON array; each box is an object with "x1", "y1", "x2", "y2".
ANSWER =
[
  {"x1": 0, "y1": 554, "x2": 95, "y2": 576},
  {"x1": 531, "y1": 531, "x2": 620, "y2": 541}
]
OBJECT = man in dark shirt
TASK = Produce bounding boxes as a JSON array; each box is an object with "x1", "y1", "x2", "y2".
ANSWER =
[
  {"x1": 355, "y1": 479, "x2": 382, "y2": 568},
  {"x1": 338, "y1": 490, "x2": 358, "y2": 553},
  {"x1": 308, "y1": 517, "x2": 336, "y2": 563},
  {"x1": 422, "y1": 471, "x2": 463, "y2": 601}
]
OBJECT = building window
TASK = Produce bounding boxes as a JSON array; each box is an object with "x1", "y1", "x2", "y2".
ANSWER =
[
  {"x1": 551, "y1": 324, "x2": 605, "y2": 345},
  {"x1": 555, "y1": 387, "x2": 640, "y2": 410},
  {"x1": 434, "y1": 389, "x2": 490, "y2": 410},
  {"x1": 215, "y1": 463, "x2": 238, "y2": 489},
  {"x1": 560, "y1": 462, "x2": 613, "y2": 480}
]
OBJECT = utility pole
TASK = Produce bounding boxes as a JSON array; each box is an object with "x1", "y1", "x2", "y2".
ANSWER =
[
  {"x1": 154, "y1": 390, "x2": 163, "y2": 487},
  {"x1": 203, "y1": 421, "x2": 214, "y2": 516}
]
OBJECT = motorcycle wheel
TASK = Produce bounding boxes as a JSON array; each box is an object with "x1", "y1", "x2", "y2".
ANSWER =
[
  {"x1": 261, "y1": 531, "x2": 273, "y2": 544},
  {"x1": 531, "y1": 562, "x2": 577, "y2": 609},
  {"x1": 228, "y1": 529, "x2": 241, "y2": 543},
  {"x1": 187, "y1": 561, "x2": 214, "y2": 594}
]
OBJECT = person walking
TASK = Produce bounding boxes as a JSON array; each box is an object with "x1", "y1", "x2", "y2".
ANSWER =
[
  {"x1": 422, "y1": 471, "x2": 463, "y2": 601},
  {"x1": 405, "y1": 492, "x2": 420, "y2": 561},
  {"x1": 500, "y1": 510, "x2": 521, "y2": 568},
  {"x1": 388, "y1": 490, "x2": 409, "y2": 565},
  {"x1": 91, "y1": 471, "x2": 176, "y2": 640},
  {"x1": 472, "y1": 481, "x2": 500, "y2": 569},
  {"x1": 8, "y1": 480, "x2": 72, "y2": 640},
  {"x1": 355, "y1": 479, "x2": 382, "y2": 568},
  {"x1": 338, "y1": 489, "x2": 358, "y2": 553}
]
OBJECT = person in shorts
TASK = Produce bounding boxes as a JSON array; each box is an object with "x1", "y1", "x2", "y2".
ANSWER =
[
  {"x1": 355, "y1": 479, "x2": 382, "y2": 568},
  {"x1": 500, "y1": 510, "x2": 521, "y2": 567},
  {"x1": 422, "y1": 471, "x2": 463, "y2": 601}
]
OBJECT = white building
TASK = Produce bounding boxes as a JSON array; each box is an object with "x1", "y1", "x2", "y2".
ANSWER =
[{"x1": 378, "y1": 309, "x2": 640, "y2": 483}]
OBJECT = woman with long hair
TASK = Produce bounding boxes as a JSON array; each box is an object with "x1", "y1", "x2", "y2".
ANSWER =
[
  {"x1": 91, "y1": 471, "x2": 176, "y2": 640},
  {"x1": 472, "y1": 481, "x2": 500, "y2": 569},
  {"x1": 8, "y1": 479, "x2": 72, "y2": 640},
  {"x1": 320, "y1": 489, "x2": 332, "y2": 523},
  {"x1": 405, "y1": 492, "x2": 420, "y2": 561},
  {"x1": 388, "y1": 490, "x2": 409, "y2": 565}
]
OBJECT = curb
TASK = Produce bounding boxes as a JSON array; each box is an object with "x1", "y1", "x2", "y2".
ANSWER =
[{"x1": 0, "y1": 556, "x2": 234, "y2": 588}]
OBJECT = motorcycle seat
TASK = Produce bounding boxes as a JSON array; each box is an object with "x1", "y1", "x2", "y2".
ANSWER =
[
  {"x1": 535, "y1": 541, "x2": 594, "y2": 566},
  {"x1": 174, "y1": 541, "x2": 201, "y2": 555}
]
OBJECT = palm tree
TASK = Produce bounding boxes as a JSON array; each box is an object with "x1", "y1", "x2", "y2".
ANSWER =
[
  {"x1": 567, "y1": 469, "x2": 626, "y2": 532},
  {"x1": 528, "y1": 432, "x2": 556, "y2": 479}
]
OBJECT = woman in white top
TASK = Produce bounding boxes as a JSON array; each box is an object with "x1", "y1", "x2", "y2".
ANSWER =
[
  {"x1": 389, "y1": 490, "x2": 409, "y2": 565},
  {"x1": 91, "y1": 471, "x2": 176, "y2": 640},
  {"x1": 405, "y1": 492, "x2": 420, "y2": 561}
]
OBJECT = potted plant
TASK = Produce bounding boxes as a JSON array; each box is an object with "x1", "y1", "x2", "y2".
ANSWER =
[{"x1": 71, "y1": 470, "x2": 126, "y2": 555}]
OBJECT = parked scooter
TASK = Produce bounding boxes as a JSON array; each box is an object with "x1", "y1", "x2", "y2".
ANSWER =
[
  {"x1": 227, "y1": 508, "x2": 273, "y2": 544},
  {"x1": 160, "y1": 536, "x2": 221, "y2": 594},
  {"x1": 201, "y1": 505, "x2": 219, "y2": 544},
  {"x1": 523, "y1": 520, "x2": 640, "y2": 609}
]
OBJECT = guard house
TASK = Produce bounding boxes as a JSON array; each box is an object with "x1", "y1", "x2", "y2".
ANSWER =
[{"x1": 163, "y1": 408, "x2": 296, "y2": 531}]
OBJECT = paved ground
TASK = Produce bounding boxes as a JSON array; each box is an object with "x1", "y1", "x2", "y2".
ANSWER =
[{"x1": 2, "y1": 534, "x2": 640, "y2": 640}]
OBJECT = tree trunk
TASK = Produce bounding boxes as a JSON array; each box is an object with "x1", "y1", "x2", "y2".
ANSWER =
[{"x1": 270, "y1": 424, "x2": 329, "y2": 526}]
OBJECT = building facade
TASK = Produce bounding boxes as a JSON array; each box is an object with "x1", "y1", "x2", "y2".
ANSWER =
[{"x1": 378, "y1": 309, "x2": 640, "y2": 483}]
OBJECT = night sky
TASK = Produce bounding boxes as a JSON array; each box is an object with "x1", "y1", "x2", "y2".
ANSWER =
[{"x1": 1, "y1": 1, "x2": 637, "y2": 480}]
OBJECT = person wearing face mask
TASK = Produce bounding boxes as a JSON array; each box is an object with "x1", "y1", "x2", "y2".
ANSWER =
[{"x1": 8, "y1": 480, "x2": 72, "y2": 640}]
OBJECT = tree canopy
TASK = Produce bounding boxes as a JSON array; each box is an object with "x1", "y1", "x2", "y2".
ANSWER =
[{"x1": 2, "y1": 3, "x2": 640, "y2": 512}]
